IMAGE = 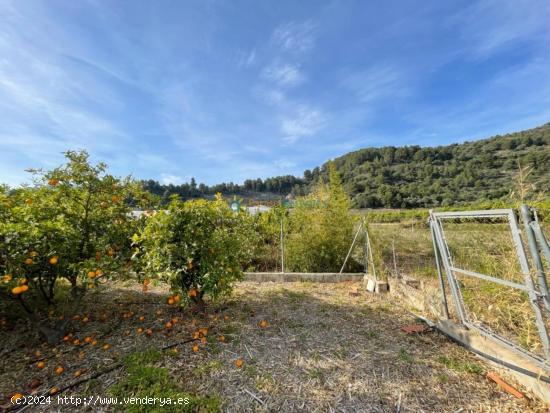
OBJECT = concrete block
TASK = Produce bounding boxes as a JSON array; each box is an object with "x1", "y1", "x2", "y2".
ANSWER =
[{"x1": 364, "y1": 275, "x2": 388, "y2": 294}]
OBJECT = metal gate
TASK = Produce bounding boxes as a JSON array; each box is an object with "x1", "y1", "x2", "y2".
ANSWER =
[{"x1": 429, "y1": 207, "x2": 550, "y2": 370}]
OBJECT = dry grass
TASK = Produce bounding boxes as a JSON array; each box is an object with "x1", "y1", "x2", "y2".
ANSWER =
[
  {"x1": 1, "y1": 281, "x2": 546, "y2": 412},
  {"x1": 369, "y1": 220, "x2": 550, "y2": 358}
]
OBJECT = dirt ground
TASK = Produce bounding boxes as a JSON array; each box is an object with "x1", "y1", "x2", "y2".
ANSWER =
[{"x1": 1, "y1": 281, "x2": 547, "y2": 412}]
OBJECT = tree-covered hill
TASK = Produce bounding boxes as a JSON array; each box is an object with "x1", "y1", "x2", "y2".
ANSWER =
[
  {"x1": 143, "y1": 123, "x2": 550, "y2": 208},
  {"x1": 326, "y1": 123, "x2": 550, "y2": 208}
]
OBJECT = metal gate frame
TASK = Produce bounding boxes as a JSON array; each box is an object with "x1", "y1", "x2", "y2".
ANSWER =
[{"x1": 429, "y1": 208, "x2": 550, "y2": 370}]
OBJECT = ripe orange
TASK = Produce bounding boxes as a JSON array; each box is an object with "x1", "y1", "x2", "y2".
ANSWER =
[
  {"x1": 102, "y1": 344, "x2": 111, "y2": 350},
  {"x1": 137, "y1": 328, "x2": 143, "y2": 334},
  {"x1": 84, "y1": 336, "x2": 92, "y2": 343},
  {"x1": 37, "y1": 361, "x2": 46, "y2": 369},
  {"x1": 192, "y1": 345, "x2": 199, "y2": 352},
  {"x1": 138, "y1": 316, "x2": 145, "y2": 322},
  {"x1": 73, "y1": 339, "x2": 81, "y2": 346},
  {"x1": 87, "y1": 271, "x2": 96, "y2": 278},
  {"x1": 2, "y1": 274, "x2": 12, "y2": 283},
  {"x1": 19, "y1": 285, "x2": 29, "y2": 293},
  {"x1": 145, "y1": 329, "x2": 153, "y2": 337},
  {"x1": 12, "y1": 286, "x2": 23, "y2": 295},
  {"x1": 259, "y1": 320, "x2": 269, "y2": 328},
  {"x1": 200, "y1": 337, "x2": 207, "y2": 344},
  {"x1": 91, "y1": 340, "x2": 98, "y2": 346},
  {"x1": 167, "y1": 297, "x2": 175, "y2": 305},
  {"x1": 55, "y1": 366, "x2": 64, "y2": 375},
  {"x1": 48, "y1": 178, "x2": 59, "y2": 186},
  {"x1": 218, "y1": 335, "x2": 225, "y2": 342},
  {"x1": 165, "y1": 322, "x2": 173, "y2": 329},
  {"x1": 49, "y1": 256, "x2": 58, "y2": 265},
  {"x1": 234, "y1": 358, "x2": 244, "y2": 368},
  {"x1": 34, "y1": 350, "x2": 41, "y2": 357},
  {"x1": 24, "y1": 258, "x2": 33, "y2": 265},
  {"x1": 74, "y1": 370, "x2": 82, "y2": 378},
  {"x1": 11, "y1": 393, "x2": 24, "y2": 403},
  {"x1": 95, "y1": 269, "x2": 103, "y2": 277},
  {"x1": 49, "y1": 387, "x2": 59, "y2": 395},
  {"x1": 188, "y1": 288, "x2": 198, "y2": 298}
]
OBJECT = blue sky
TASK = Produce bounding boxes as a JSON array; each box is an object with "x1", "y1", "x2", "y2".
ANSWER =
[{"x1": 1, "y1": 0, "x2": 549, "y2": 186}]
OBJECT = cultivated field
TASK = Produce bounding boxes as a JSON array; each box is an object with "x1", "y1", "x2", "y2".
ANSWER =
[{"x1": 1, "y1": 281, "x2": 546, "y2": 412}]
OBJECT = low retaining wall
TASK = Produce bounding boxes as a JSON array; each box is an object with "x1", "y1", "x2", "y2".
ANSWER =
[
  {"x1": 244, "y1": 272, "x2": 365, "y2": 283},
  {"x1": 436, "y1": 320, "x2": 550, "y2": 404},
  {"x1": 388, "y1": 274, "x2": 550, "y2": 404}
]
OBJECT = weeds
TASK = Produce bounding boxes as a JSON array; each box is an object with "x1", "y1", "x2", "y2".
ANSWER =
[{"x1": 108, "y1": 348, "x2": 221, "y2": 412}]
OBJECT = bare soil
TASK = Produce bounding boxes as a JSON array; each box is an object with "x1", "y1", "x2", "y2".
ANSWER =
[{"x1": 1, "y1": 281, "x2": 547, "y2": 412}]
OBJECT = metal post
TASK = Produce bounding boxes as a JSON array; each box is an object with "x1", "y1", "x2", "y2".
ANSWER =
[
  {"x1": 430, "y1": 212, "x2": 468, "y2": 324},
  {"x1": 508, "y1": 209, "x2": 550, "y2": 358},
  {"x1": 531, "y1": 221, "x2": 550, "y2": 270},
  {"x1": 391, "y1": 238, "x2": 398, "y2": 278},
  {"x1": 280, "y1": 216, "x2": 284, "y2": 274},
  {"x1": 366, "y1": 230, "x2": 377, "y2": 281},
  {"x1": 520, "y1": 205, "x2": 550, "y2": 311},
  {"x1": 364, "y1": 227, "x2": 369, "y2": 275},
  {"x1": 340, "y1": 221, "x2": 363, "y2": 274},
  {"x1": 430, "y1": 219, "x2": 450, "y2": 319}
]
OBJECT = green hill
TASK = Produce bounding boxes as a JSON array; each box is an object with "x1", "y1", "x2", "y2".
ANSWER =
[
  {"x1": 144, "y1": 123, "x2": 550, "y2": 208},
  {"x1": 317, "y1": 123, "x2": 550, "y2": 208}
]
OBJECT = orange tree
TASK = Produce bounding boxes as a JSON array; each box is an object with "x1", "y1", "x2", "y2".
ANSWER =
[
  {"x1": 134, "y1": 194, "x2": 258, "y2": 309},
  {"x1": 0, "y1": 151, "x2": 145, "y2": 343}
]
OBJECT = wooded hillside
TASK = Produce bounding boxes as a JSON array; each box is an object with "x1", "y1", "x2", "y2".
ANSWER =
[{"x1": 144, "y1": 123, "x2": 550, "y2": 208}]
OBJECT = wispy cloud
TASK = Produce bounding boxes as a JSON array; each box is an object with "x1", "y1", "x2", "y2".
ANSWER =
[
  {"x1": 261, "y1": 63, "x2": 305, "y2": 87},
  {"x1": 160, "y1": 173, "x2": 185, "y2": 185},
  {"x1": 341, "y1": 65, "x2": 408, "y2": 104},
  {"x1": 272, "y1": 20, "x2": 316, "y2": 53},
  {"x1": 450, "y1": 0, "x2": 550, "y2": 59},
  {"x1": 236, "y1": 48, "x2": 257, "y2": 68},
  {"x1": 281, "y1": 105, "x2": 327, "y2": 144}
]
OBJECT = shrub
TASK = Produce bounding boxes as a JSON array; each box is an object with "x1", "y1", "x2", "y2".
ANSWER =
[
  {"x1": 0, "y1": 151, "x2": 143, "y2": 342},
  {"x1": 285, "y1": 162, "x2": 356, "y2": 272},
  {"x1": 247, "y1": 205, "x2": 286, "y2": 271},
  {"x1": 135, "y1": 194, "x2": 257, "y2": 308}
]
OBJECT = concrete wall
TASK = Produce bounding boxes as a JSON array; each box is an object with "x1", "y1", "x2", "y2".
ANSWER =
[{"x1": 244, "y1": 272, "x2": 364, "y2": 283}]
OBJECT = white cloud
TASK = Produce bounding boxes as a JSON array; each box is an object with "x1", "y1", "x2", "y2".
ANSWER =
[
  {"x1": 281, "y1": 105, "x2": 327, "y2": 143},
  {"x1": 341, "y1": 65, "x2": 408, "y2": 104},
  {"x1": 274, "y1": 158, "x2": 296, "y2": 169},
  {"x1": 237, "y1": 48, "x2": 257, "y2": 68},
  {"x1": 272, "y1": 21, "x2": 316, "y2": 53},
  {"x1": 261, "y1": 63, "x2": 305, "y2": 87},
  {"x1": 450, "y1": 0, "x2": 550, "y2": 59},
  {"x1": 160, "y1": 173, "x2": 185, "y2": 185}
]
